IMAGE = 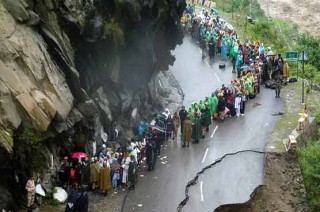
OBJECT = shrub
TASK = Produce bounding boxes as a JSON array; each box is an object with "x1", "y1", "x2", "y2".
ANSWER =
[
  {"x1": 298, "y1": 141, "x2": 320, "y2": 211},
  {"x1": 314, "y1": 111, "x2": 320, "y2": 125},
  {"x1": 103, "y1": 21, "x2": 125, "y2": 47}
]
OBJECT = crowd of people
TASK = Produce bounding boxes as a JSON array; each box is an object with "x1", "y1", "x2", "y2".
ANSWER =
[
  {"x1": 181, "y1": 4, "x2": 290, "y2": 81},
  {"x1": 26, "y1": 4, "x2": 292, "y2": 211},
  {"x1": 55, "y1": 112, "x2": 173, "y2": 197},
  {"x1": 177, "y1": 4, "x2": 291, "y2": 145}
]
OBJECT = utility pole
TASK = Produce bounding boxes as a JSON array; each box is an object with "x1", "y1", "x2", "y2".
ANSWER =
[{"x1": 299, "y1": 51, "x2": 308, "y2": 108}]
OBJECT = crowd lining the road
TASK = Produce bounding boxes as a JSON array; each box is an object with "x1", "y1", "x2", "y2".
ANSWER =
[
  {"x1": 28, "y1": 4, "x2": 291, "y2": 211},
  {"x1": 178, "y1": 3, "x2": 291, "y2": 144}
]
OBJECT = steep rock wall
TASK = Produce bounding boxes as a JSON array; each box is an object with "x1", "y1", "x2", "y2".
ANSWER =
[{"x1": 0, "y1": 0, "x2": 185, "y2": 209}]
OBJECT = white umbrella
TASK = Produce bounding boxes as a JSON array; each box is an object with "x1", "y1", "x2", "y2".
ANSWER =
[{"x1": 53, "y1": 187, "x2": 68, "y2": 203}]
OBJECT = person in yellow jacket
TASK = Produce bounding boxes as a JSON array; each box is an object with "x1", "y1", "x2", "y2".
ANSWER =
[{"x1": 283, "y1": 59, "x2": 290, "y2": 84}]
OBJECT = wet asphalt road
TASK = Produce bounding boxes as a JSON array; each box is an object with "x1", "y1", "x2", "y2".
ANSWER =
[{"x1": 122, "y1": 35, "x2": 284, "y2": 212}]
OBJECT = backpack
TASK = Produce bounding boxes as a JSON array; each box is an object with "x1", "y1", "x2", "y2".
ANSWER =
[{"x1": 288, "y1": 78, "x2": 297, "y2": 83}]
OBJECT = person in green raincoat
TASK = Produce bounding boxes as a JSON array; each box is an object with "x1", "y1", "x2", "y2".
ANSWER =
[
  {"x1": 213, "y1": 33, "x2": 219, "y2": 54},
  {"x1": 188, "y1": 107, "x2": 195, "y2": 124},
  {"x1": 204, "y1": 96, "x2": 210, "y2": 105},
  {"x1": 230, "y1": 45, "x2": 238, "y2": 73},
  {"x1": 244, "y1": 77, "x2": 253, "y2": 95},
  {"x1": 198, "y1": 100, "x2": 205, "y2": 111},
  {"x1": 209, "y1": 93, "x2": 218, "y2": 116}
]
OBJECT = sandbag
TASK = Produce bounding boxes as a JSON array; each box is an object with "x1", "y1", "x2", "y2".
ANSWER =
[
  {"x1": 249, "y1": 93, "x2": 256, "y2": 99},
  {"x1": 219, "y1": 63, "x2": 226, "y2": 69},
  {"x1": 288, "y1": 78, "x2": 297, "y2": 83}
]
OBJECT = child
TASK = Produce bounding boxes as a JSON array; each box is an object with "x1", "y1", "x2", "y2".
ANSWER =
[{"x1": 112, "y1": 168, "x2": 119, "y2": 189}]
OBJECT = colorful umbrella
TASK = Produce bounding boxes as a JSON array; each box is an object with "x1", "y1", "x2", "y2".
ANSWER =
[{"x1": 70, "y1": 152, "x2": 87, "y2": 159}]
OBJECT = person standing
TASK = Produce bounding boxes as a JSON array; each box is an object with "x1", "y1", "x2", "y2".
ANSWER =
[
  {"x1": 154, "y1": 134, "x2": 161, "y2": 156},
  {"x1": 275, "y1": 73, "x2": 283, "y2": 98},
  {"x1": 166, "y1": 114, "x2": 174, "y2": 141},
  {"x1": 179, "y1": 106, "x2": 188, "y2": 134},
  {"x1": 240, "y1": 93, "x2": 246, "y2": 116},
  {"x1": 146, "y1": 137, "x2": 156, "y2": 171},
  {"x1": 283, "y1": 59, "x2": 289, "y2": 84},
  {"x1": 234, "y1": 93, "x2": 242, "y2": 117},
  {"x1": 58, "y1": 156, "x2": 70, "y2": 188},
  {"x1": 25, "y1": 176, "x2": 36, "y2": 212},
  {"x1": 209, "y1": 93, "x2": 218, "y2": 117},
  {"x1": 200, "y1": 103, "x2": 211, "y2": 133},
  {"x1": 217, "y1": 94, "x2": 226, "y2": 122},
  {"x1": 121, "y1": 153, "x2": 130, "y2": 186},
  {"x1": 192, "y1": 108, "x2": 202, "y2": 143},
  {"x1": 128, "y1": 155, "x2": 138, "y2": 190},
  {"x1": 173, "y1": 112, "x2": 180, "y2": 139},
  {"x1": 99, "y1": 161, "x2": 111, "y2": 196},
  {"x1": 182, "y1": 116, "x2": 192, "y2": 147},
  {"x1": 90, "y1": 157, "x2": 100, "y2": 191},
  {"x1": 80, "y1": 157, "x2": 91, "y2": 190}
]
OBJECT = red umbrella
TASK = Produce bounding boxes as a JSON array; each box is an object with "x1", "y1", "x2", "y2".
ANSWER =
[{"x1": 70, "y1": 152, "x2": 88, "y2": 159}]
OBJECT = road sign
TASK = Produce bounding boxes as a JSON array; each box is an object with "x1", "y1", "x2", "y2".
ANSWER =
[{"x1": 285, "y1": 51, "x2": 298, "y2": 62}]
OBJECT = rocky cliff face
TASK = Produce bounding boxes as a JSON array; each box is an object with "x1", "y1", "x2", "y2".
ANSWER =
[{"x1": 0, "y1": 0, "x2": 185, "y2": 209}]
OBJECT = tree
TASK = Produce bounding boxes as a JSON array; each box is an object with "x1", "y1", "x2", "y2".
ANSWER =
[{"x1": 298, "y1": 35, "x2": 320, "y2": 71}]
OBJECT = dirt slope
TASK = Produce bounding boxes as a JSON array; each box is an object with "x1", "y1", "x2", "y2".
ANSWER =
[{"x1": 259, "y1": 0, "x2": 320, "y2": 35}]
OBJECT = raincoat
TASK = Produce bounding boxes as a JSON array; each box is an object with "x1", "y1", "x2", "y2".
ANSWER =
[
  {"x1": 209, "y1": 94, "x2": 218, "y2": 115},
  {"x1": 90, "y1": 163, "x2": 100, "y2": 183},
  {"x1": 283, "y1": 62, "x2": 289, "y2": 78},
  {"x1": 99, "y1": 166, "x2": 111, "y2": 192},
  {"x1": 182, "y1": 119, "x2": 192, "y2": 145}
]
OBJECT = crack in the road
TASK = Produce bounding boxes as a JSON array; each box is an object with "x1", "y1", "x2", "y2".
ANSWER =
[{"x1": 176, "y1": 150, "x2": 265, "y2": 212}]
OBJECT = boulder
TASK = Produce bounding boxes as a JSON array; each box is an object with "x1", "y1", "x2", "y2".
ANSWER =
[
  {"x1": 26, "y1": 11, "x2": 40, "y2": 26},
  {"x1": 0, "y1": 4, "x2": 16, "y2": 42},
  {"x1": 77, "y1": 100, "x2": 98, "y2": 118},
  {"x1": 0, "y1": 4, "x2": 74, "y2": 131},
  {"x1": 0, "y1": 82, "x2": 22, "y2": 129},
  {"x1": 2, "y1": 0, "x2": 30, "y2": 22}
]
